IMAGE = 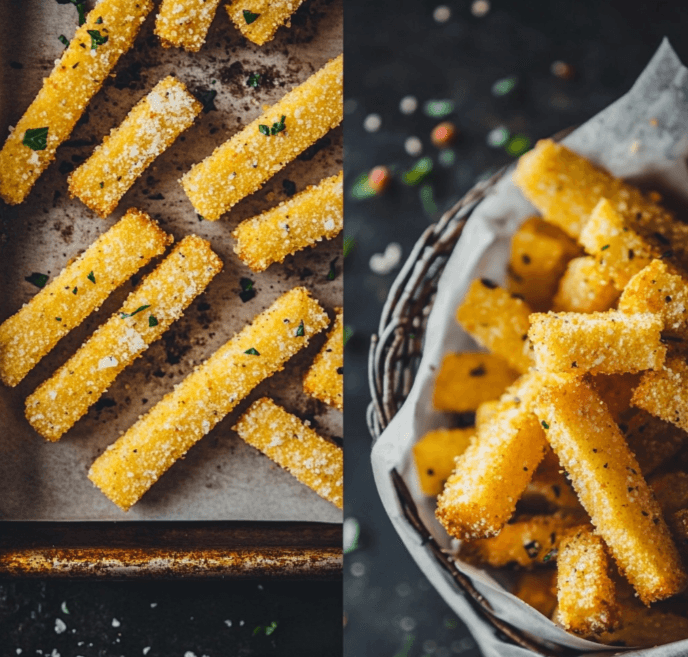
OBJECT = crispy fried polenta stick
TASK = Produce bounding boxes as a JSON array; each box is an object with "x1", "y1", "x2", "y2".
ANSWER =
[
  {"x1": 25, "y1": 236, "x2": 222, "y2": 442},
  {"x1": 432, "y1": 352, "x2": 518, "y2": 413},
  {"x1": 535, "y1": 377, "x2": 686, "y2": 604},
  {"x1": 552, "y1": 257, "x2": 619, "y2": 313},
  {"x1": 303, "y1": 307, "x2": 343, "y2": 411},
  {"x1": 226, "y1": 0, "x2": 306, "y2": 46},
  {"x1": 181, "y1": 54, "x2": 343, "y2": 221},
  {"x1": 514, "y1": 570, "x2": 558, "y2": 618},
  {"x1": 233, "y1": 398, "x2": 342, "y2": 508},
  {"x1": 557, "y1": 527, "x2": 620, "y2": 636},
  {"x1": 155, "y1": 0, "x2": 223, "y2": 51},
  {"x1": 0, "y1": 209, "x2": 171, "y2": 387},
  {"x1": 233, "y1": 172, "x2": 343, "y2": 272},
  {"x1": 475, "y1": 400, "x2": 500, "y2": 429},
  {"x1": 597, "y1": 601, "x2": 688, "y2": 648},
  {"x1": 412, "y1": 427, "x2": 474, "y2": 497},
  {"x1": 436, "y1": 372, "x2": 550, "y2": 540},
  {"x1": 528, "y1": 311, "x2": 665, "y2": 375},
  {"x1": 0, "y1": 0, "x2": 153, "y2": 205},
  {"x1": 88, "y1": 287, "x2": 329, "y2": 511},
  {"x1": 633, "y1": 357, "x2": 688, "y2": 433},
  {"x1": 456, "y1": 279, "x2": 533, "y2": 374},
  {"x1": 69, "y1": 77, "x2": 202, "y2": 218}
]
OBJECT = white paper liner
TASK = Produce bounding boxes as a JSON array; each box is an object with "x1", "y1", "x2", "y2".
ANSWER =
[{"x1": 371, "y1": 39, "x2": 688, "y2": 655}]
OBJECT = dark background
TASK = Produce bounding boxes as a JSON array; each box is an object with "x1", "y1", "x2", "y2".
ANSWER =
[{"x1": 343, "y1": 1, "x2": 688, "y2": 656}]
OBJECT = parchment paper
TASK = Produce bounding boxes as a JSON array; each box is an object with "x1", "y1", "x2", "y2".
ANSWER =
[
  {"x1": 372, "y1": 40, "x2": 688, "y2": 654},
  {"x1": 0, "y1": 0, "x2": 342, "y2": 522}
]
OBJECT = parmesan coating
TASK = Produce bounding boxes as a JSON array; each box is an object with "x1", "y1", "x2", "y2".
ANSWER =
[
  {"x1": 302, "y1": 307, "x2": 343, "y2": 411},
  {"x1": 432, "y1": 352, "x2": 518, "y2": 413},
  {"x1": 412, "y1": 427, "x2": 474, "y2": 497},
  {"x1": 456, "y1": 278, "x2": 534, "y2": 374},
  {"x1": 633, "y1": 357, "x2": 688, "y2": 434},
  {"x1": 155, "y1": 0, "x2": 222, "y2": 52},
  {"x1": 459, "y1": 514, "x2": 584, "y2": 568},
  {"x1": 69, "y1": 76, "x2": 202, "y2": 218},
  {"x1": 25, "y1": 236, "x2": 222, "y2": 441},
  {"x1": 226, "y1": 0, "x2": 307, "y2": 46},
  {"x1": 181, "y1": 54, "x2": 343, "y2": 220},
  {"x1": 619, "y1": 259, "x2": 688, "y2": 339},
  {"x1": 232, "y1": 171, "x2": 343, "y2": 272},
  {"x1": 552, "y1": 257, "x2": 619, "y2": 313},
  {"x1": 0, "y1": 209, "x2": 171, "y2": 387},
  {"x1": 535, "y1": 378, "x2": 686, "y2": 604},
  {"x1": 436, "y1": 372, "x2": 550, "y2": 540},
  {"x1": 88, "y1": 287, "x2": 329, "y2": 511},
  {"x1": 474, "y1": 400, "x2": 500, "y2": 429},
  {"x1": 232, "y1": 397, "x2": 342, "y2": 508},
  {"x1": 557, "y1": 528, "x2": 620, "y2": 636},
  {"x1": 0, "y1": 0, "x2": 153, "y2": 205},
  {"x1": 528, "y1": 311, "x2": 665, "y2": 375}
]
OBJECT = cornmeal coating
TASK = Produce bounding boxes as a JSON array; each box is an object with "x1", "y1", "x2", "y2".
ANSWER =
[
  {"x1": 181, "y1": 54, "x2": 343, "y2": 220},
  {"x1": 552, "y1": 257, "x2": 619, "y2": 313},
  {"x1": 436, "y1": 372, "x2": 550, "y2": 540},
  {"x1": 226, "y1": 0, "x2": 306, "y2": 46},
  {"x1": 456, "y1": 278, "x2": 533, "y2": 374},
  {"x1": 233, "y1": 397, "x2": 342, "y2": 508},
  {"x1": 528, "y1": 311, "x2": 665, "y2": 375},
  {"x1": 0, "y1": 0, "x2": 153, "y2": 205},
  {"x1": 88, "y1": 287, "x2": 329, "y2": 511},
  {"x1": 633, "y1": 357, "x2": 688, "y2": 433},
  {"x1": 535, "y1": 378, "x2": 686, "y2": 604},
  {"x1": 557, "y1": 528, "x2": 620, "y2": 636},
  {"x1": 432, "y1": 352, "x2": 518, "y2": 413},
  {"x1": 459, "y1": 514, "x2": 583, "y2": 568},
  {"x1": 25, "y1": 236, "x2": 222, "y2": 441},
  {"x1": 155, "y1": 0, "x2": 222, "y2": 51},
  {"x1": 475, "y1": 400, "x2": 500, "y2": 429},
  {"x1": 0, "y1": 209, "x2": 171, "y2": 387},
  {"x1": 302, "y1": 307, "x2": 343, "y2": 411},
  {"x1": 233, "y1": 171, "x2": 343, "y2": 272},
  {"x1": 619, "y1": 259, "x2": 688, "y2": 339},
  {"x1": 69, "y1": 76, "x2": 202, "y2": 218},
  {"x1": 412, "y1": 427, "x2": 474, "y2": 497}
]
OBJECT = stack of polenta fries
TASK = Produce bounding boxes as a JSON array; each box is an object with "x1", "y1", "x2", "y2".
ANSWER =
[{"x1": 415, "y1": 140, "x2": 688, "y2": 646}]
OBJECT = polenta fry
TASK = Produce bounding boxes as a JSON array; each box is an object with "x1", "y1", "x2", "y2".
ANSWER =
[
  {"x1": 0, "y1": 209, "x2": 172, "y2": 387},
  {"x1": 552, "y1": 257, "x2": 619, "y2": 313},
  {"x1": 303, "y1": 307, "x2": 343, "y2": 411},
  {"x1": 233, "y1": 398, "x2": 343, "y2": 508},
  {"x1": 25, "y1": 236, "x2": 222, "y2": 442},
  {"x1": 181, "y1": 54, "x2": 343, "y2": 220},
  {"x1": 412, "y1": 427, "x2": 474, "y2": 497},
  {"x1": 632, "y1": 357, "x2": 688, "y2": 433},
  {"x1": 232, "y1": 171, "x2": 343, "y2": 272},
  {"x1": 226, "y1": 0, "x2": 307, "y2": 46},
  {"x1": 69, "y1": 76, "x2": 202, "y2": 218},
  {"x1": 88, "y1": 286, "x2": 329, "y2": 511},
  {"x1": 155, "y1": 0, "x2": 223, "y2": 52},
  {"x1": 0, "y1": 0, "x2": 153, "y2": 205}
]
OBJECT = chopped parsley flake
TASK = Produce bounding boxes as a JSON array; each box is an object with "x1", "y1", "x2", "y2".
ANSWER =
[
  {"x1": 601, "y1": 244, "x2": 610, "y2": 251},
  {"x1": 23, "y1": 127, "x2": 48, "y2": 151},
  {"x1": 259, "y1": 124, "x2": 270, "y2": 136},
  {"x1": 196, "y1": 89, "x2": 217, "y2": 113},
  {"x1": 295, "y1": 320, "x2": 305, "y2": 337},
  {"x1": 25, "y1": 272, "x2": 48, "y2": 288},
  {"x1": 343, "y1": 235, "x2": 355, "y2": 257},
  {"x1": 87, "y1": 271, "x2": 96, "y2": 284},
  {"x1": 264, "y1": 621, "x2": 278, "y2": 636},
  {"x1": 243, "y1": 9, "x2": 260, "y2": 23},
  {"x1": 58, "y1": 34, "x2": 70, "y2": 47},
  {"x1": 542, "y1": 549, "x2": 557, "y2": 563},
  {"x1": 541, "y1": 420, "x2": 549, "y2": 430},
  {"x1": 247, "y1": 73, "x2": 261, "y2": 88},
  {"x1": 240, "y1": 277, "x2": 254, "y2": 292},
  {"x1": 72, "y1": 287, "x2": 78, "y2": 295},
  {"x1": 99, "y1": 181, "x2": 104, "y2": 188},
  {"x1": 327, "y1": 258, "x2": 338, "y2": 281},
  {"x1": 87, "y1": 29, "x2": 108, "y2": 50},
  {"x1": 244, "y1": 347, "x2": 260, "y2": 356},
  {"x1": 56, "y1": 317, "x2": 62, "y2": 322},
  {"x1": 239, "y1": 277, "x2": 256, "y2": 303},
  {"x1": 259, "y1": 116, "x2": 287, "y2": 137},
  {"x1": 95, "y1": 16, "x2": 103, "y2": 24},
  {"x1": 148, "y1": 315, "x2": 158, "y2": 327},
  {"x1": 344, "y1": 325, "x2": 353, "y2": 346},
  {"x1": 121, "y1": 304, "x2": 150, "y2": 319}
]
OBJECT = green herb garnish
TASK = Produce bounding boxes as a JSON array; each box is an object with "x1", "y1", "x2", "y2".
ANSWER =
[
  {"x1": 87, "y1": 29, "x2": 108, "y2": 50},
  {"x1": 344, "y1": 325, "x2": 353, "y2": 346},
  {"x1": 66, "y1": 0, "x2": 87, "y2": 26},
  {"x1": 542, "y1": 549, "x2": 557, "y2": 563},
  {"x1": 601, "y1": 244, "x2": 610, "y2": 251},
  {"x1": 148, "y1": 315, "x2": 158, "y2": 327},
  {"x1": 22, "y1": 127, "x2": 48, "y2": 151},
  {"x1": 55, "y1": 317, "x2": 62, "y2": 322},
  {"x1": 95, "y1": 16, "x2": 103, "y2": 24},
  {"x1": 243, "y1": 9, "x2": 260, "y2": 24},
  {"x1": 87, "y1": 271, "x2": 96, "y2": 284},
  {"x1": 247, "y1": 73, "x2": 261, "y2": 88},
  {"x1": 72, "y1": 287, "x2": 78, "y2": 295},
  {"x1": 295, "y1": 320, "x2": 305, "y2": 337},
  {"x1": 343, "y1": 235, "x2": 356, "y2": 257},
  {"x1": 99, "y1": 181, "x2": 104, "y2": 188},
  {"x1": 121, "y1": 304, "x2": 150, "y2": 319},
  {"x1": 326, "y1": 258, "x2": 338, "y2": 281},
  {"x1": 271, "y1": 115, "x2": 286, "y2": 135},
  {"x1": 244, "y1": 347, "x2": 260, "y2": 356},
  {"x1": 259, "y1": 124, "x2": 270, "y2": 136},
  {"x1": 239, "y1": 277, "x2": 256, "y2": 302},
  {"x1": 25, "y1": 272, "x2": 48, "y2": 288},
  {"x1": 541, "y1": 420, "x2": 549, "y2": 430},
  {"x1": 58, "y1": 34, "x2": 70, "y2": 47},
  {"x1": 264, "y1": 621, "x2": 278, "y2": 636}
]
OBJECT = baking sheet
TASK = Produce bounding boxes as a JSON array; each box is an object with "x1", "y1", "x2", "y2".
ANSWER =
[
  {"x1": 0, "y1": 0, "x2": 342, "y2": 522},
  {"x1": 372, "y1": 39, "x2": 688, "y2": 653}
]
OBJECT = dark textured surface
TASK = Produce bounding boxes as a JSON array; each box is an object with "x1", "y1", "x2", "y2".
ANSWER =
[{"x1": 344, "y1": 1, "x2": 688, "y2": 656}]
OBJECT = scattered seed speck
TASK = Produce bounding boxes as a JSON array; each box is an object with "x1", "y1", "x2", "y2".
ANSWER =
[
  {"x1": 143, "y1": 649, "x2": 151, "y2": 656},
  {"x1": 240, "y1": 620, "x2": 245, "y2": 626},
  {"x1": 433, "y1": 5, "x2": 451, "y2": 22},
  {"x1": 54, "y1": 618, "x2": 67, "y2": 634},
  {"x1": 225, "y1": 619, "x2": 232, "y2": 627},
  {"x1": 399, "y1": 95, "x2": 418, "y2": 115},
  {"x1": 363, "y1": 113, "x2": 382, "y2": 133},
  {"x1": 150, "y1": 602, "x2": 158, "y2": 608},
  {"x1": 404, "y1": 136, "x2": 423, "y2": 156},
  {"x1": 111, "y1": 618, "x2": 120, "y2": 628}
]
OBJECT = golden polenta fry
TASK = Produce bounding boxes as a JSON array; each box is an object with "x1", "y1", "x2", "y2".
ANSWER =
[
  {"x1": 456, "y1": 278, "x2": 533, "y2": 374},
  {"x1": 226, "y1": 0, "x2": 307, "y2": 46},
  {"x1": 0, "y1": 209, "x2": 171, "y2": 387},
  {"x1": 552, "y1": 257, "x2": 619, "y2": 313},
  {"x1": 432, "y1": 352, "x2": 518, "y2": 413},
  {"x1": 25, "y1": 236, "x2": 222, "y2": 442},
  {"x1": 475, "y1": 400, "x2": 500, "y2": 429},
  {"x1": 233, "y1": 171, "x2": 343, "y2": 272},
  {"x1": 619, "y1": 259, "x2": 688, "y2": 339},
  {"x1": 459, "y1": 514, "x2": 583, "y2": 568},
  {"x1": 514, "y1": 570, "x2": 558, "y2": 618},
  {"x1": 597, "y1": 601, "x2": 688, "y2": 648},
  {"x1": 535, "y1": 377, "x2": 686, "y2": 604},
  {"x1": 557, "y1": 527, "x2": 620, "y2": 636},
  {"x1": 0, "y1": 0, "x2": 153, "y2": 205},
  {"x1": 69, "y1": 77, "x2": 202, "y2": 218},
  {"x1": 303, "y1": 307, "x2": 343, "y2": 411},
  {"x1": 233, "y1": 398, "x2": 342, "y2": 508},
  {"x1": 181, "y1": 54, "x2": 343, "y2": 220},
  {"x1": 155, "y1": 0, "x2": 222, "y2": 52},
  {"x1": 88, "y1": 286, "x2": 329, "y2": 511},
  {"x1": 528, "y1": 311, "x2": 665, "y2": 375},
  {"x1": 412, "y1": 427, "x2": 474, "y2": 497},
  {"x1": 633, "y1": 357, "x2": 688, "y2": 433}
]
